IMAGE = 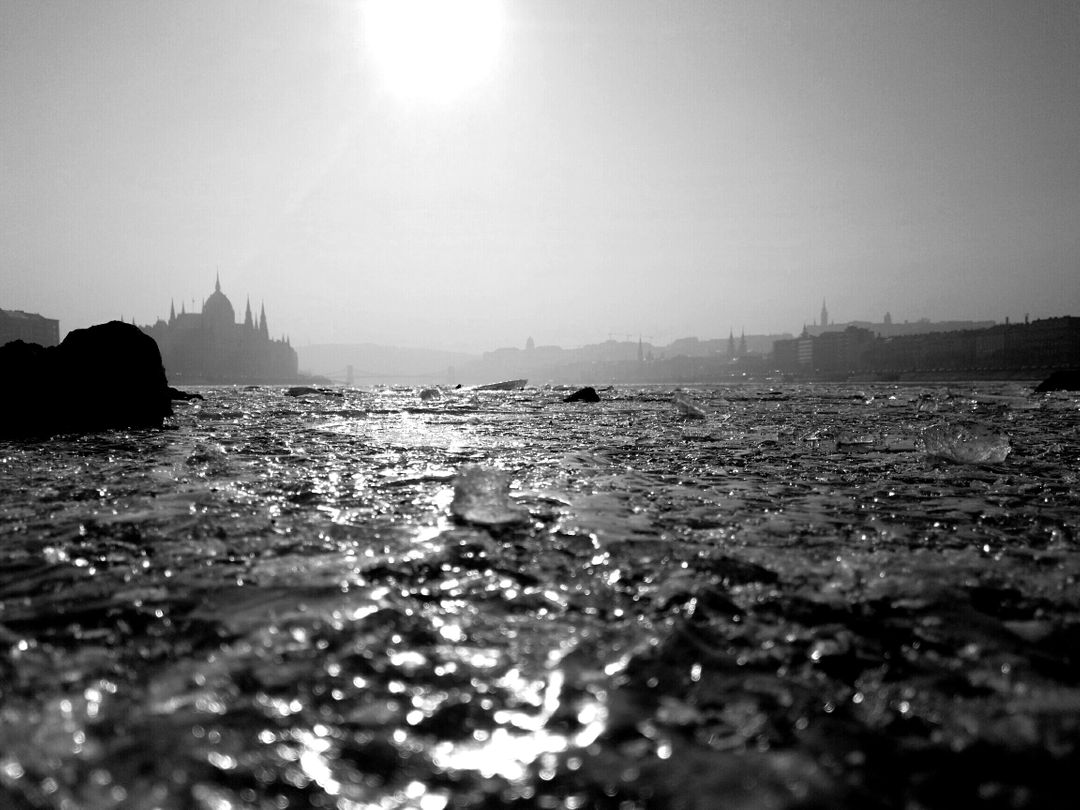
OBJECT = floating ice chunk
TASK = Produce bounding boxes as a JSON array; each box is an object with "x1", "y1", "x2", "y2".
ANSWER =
[
  {"x1": 837, "y1": 433, "x2": 875, "y2": 446},
  {"x1": 419, "y1": 387, "x2": 442, "y2": 401},
  {"x1": 673, "y1": 393, "x2": 707, "y2": 419},
  {"x1": 285, "y1": 386, "x2": 341, "y2": 398},
  {"x1": 471, "y1": 379, "x2": 527, "y2": 391},
  {"x1": 450, "y1": 465, "x2": 530, "y2": 528},
  {"x1": 921, "y1": 422, "x2": 1011, "y2": 464}
]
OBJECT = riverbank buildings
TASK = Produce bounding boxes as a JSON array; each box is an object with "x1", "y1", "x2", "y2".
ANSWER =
[
  {"x1": 773, "y1": 316, "x2": 1080, "y2": 379},
  {"x1": 141, "y1": 277, "x2": 298, "y2": 384},
  {"x1": 0, "y1": 308, "x2": 60, "y2": 347}
]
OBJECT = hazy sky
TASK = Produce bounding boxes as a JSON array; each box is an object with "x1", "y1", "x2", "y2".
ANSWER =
[{"x1": 2, "y1": 0, "x2": 1078, "y2": 351}]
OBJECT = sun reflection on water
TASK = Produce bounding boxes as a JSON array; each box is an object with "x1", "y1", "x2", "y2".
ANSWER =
[{"x1": 429, "y1": 667, "x2": 607, "y2": 782}]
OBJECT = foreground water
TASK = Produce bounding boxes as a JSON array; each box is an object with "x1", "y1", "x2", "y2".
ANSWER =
[{"x1": 1, "y1": 383, "x2": 1078, "y2": 809}]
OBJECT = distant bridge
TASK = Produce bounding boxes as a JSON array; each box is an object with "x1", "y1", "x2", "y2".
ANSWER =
[{"x1": 315, "y1": 366, "x2": 451, "y2": 385}]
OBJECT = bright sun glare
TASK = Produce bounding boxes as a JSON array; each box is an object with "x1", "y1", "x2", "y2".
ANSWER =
[{"x1": 361, "y1": 0, "x2": 505, "y2": 102}]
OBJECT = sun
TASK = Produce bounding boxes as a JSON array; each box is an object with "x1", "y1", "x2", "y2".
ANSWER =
[{"x1": 361, "y1": 0, "x2": 506, "y2": 102}]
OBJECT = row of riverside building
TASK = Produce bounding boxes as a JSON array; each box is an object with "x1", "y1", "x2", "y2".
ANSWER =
[
  {"x1": 0, "y1": 308, "x2": 60, "y2": 347},
  {"x1": 773, "y1": 316, "x2": 1080, "y2": 379},
  {"x1": 6, "y1": 292, "x2": 1078, "y2": 383}
]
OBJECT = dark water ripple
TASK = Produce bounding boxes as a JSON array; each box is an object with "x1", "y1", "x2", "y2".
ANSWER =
[{"x1": 1, "y1": 383, "x2": 1078, "y2": 809}]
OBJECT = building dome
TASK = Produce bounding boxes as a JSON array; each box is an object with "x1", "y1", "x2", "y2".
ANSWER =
[{"x1": 203, "y1": 276, "x2": 235, "y2": 330}]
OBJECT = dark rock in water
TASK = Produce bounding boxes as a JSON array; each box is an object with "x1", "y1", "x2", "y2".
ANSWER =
[
  {"x1": 0, "y1": 321, "x2": 172, "y2": 437},
  {"x1": 1034, "y1": 370, "x2": 1080, "y2": 392},
  {"x1": 564, "y1": 386, "x2": 600, "y2": 403},
  {"x1": 168, "y1": 387, "x2": 204, "y2": 402}
]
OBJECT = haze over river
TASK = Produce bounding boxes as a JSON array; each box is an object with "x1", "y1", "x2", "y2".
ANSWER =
[{"x1": 1, "y1": 383, "x2": 1078, "y2": 809}]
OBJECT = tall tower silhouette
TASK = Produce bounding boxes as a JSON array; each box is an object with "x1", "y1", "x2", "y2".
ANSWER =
[{"x1": 820, "y1": 299, "x2": 829, "y2": 328}]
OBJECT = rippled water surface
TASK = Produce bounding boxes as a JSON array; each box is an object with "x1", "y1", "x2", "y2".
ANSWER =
[{"x1": 1, "y1": 383, "x2": 1078, "y2": 809}]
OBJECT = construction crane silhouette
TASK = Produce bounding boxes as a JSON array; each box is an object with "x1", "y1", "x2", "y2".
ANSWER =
[{"x1": 607, "y1": 332, "x2": 655, "y2": 342}]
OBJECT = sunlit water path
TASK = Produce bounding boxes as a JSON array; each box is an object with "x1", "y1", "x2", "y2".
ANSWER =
[{"x1": 1, "y1": 383, "x2": 1078, "y2": 809}]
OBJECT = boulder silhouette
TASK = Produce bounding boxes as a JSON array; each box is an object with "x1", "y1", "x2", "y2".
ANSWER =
[
  {"x1": 1034, "y1": 370, "x2": 1080, "y2": 393},
  {"x1": 0, "y1": 320, "x2": 172, "y2": 437}
]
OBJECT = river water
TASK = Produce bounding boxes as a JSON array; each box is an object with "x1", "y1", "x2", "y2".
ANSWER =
[{"x1": 1, "y1": 383, "x2": 1077, "y2": 809}]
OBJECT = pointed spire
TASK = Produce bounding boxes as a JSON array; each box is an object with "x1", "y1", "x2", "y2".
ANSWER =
[
  {"x1": 169, "y1": 299, "x2": 176, "y2": 324},
  {"x1": 215, "y1": 272, "x2": 221, "y2": 293},
  {"x1": 259, "y1": 302, "x2": 268, "y2": 339},
  {"x1": 244, "y1": 297, "x2": 253, "y2": 329}
]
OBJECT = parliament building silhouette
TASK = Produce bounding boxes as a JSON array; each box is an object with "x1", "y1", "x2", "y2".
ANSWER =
[{"x1": 141, "y1": 276, "x2": 298, "y2": 384}]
